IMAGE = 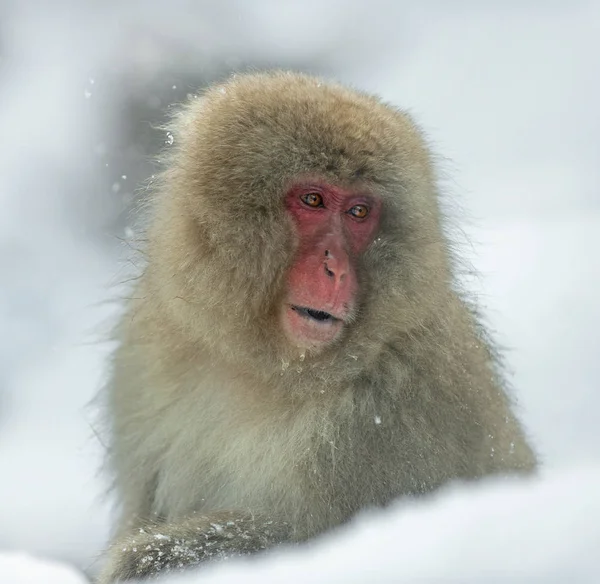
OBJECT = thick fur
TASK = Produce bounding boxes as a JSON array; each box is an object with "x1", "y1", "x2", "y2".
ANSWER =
[{"x1": 98, "y1": 71, "x2": 536, "y2": 582}]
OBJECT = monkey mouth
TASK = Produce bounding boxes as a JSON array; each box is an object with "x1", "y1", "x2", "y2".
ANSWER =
[
  {"x1": 283, "y1": 304, "x2": 344, "y2": 348},
  {"x1": 291, "y1": 305, "x2": 340, "y2": 324}
]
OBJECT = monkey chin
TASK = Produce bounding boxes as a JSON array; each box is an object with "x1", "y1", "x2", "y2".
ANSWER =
[{"x1": 281, "y1": 304, "x2": 344, "y2": 350}]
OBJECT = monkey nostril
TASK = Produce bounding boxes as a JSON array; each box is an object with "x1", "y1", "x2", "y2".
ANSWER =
[
  {"x1": 325, "y1": 250, "x2": 331, "y2": 258},
  {"x1": 324, "y1": 263, "x2": 334, "y2": 278}
]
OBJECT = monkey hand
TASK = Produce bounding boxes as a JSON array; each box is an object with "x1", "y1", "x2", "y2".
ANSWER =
[{"x1": 97, "y1": 511, "x2": 290, "y2": 583}]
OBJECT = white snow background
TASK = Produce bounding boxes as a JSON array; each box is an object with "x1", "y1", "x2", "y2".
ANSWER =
[{"x1": 0, "y1": 1, "x2": 599, "y2": 582}]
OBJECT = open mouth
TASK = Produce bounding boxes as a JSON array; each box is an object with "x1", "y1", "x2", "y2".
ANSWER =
[
  {"x1": 283, "y1": 304, "x2": 345, "y2": 348},
  {"x1": 291, "y1": 305, "x2": 339, "y2": 324}
]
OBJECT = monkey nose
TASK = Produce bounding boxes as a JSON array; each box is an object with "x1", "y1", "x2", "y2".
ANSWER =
[
  {"x1": 323, "y1": 258, "x2": 347, "y2": 283},
  {"x1": 321, "y1": 239, "x2": 349, "y2": 282}
]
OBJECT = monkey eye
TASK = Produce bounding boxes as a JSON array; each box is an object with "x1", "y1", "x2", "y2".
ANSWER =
[
  {"x1": 301, "y1": 192, "x2": 324, "y2": 208},
  {"x1": 349, "y1": 204, "x2": 369, "y2": 219}
]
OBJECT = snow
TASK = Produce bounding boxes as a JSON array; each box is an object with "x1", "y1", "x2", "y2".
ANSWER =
[
  {"x1": 0, "y1": 1, "x2": 599, "y2": 583},
  {"x1": 3, "y1": 467, "x2": 600, "y2": 583},
  {"x1": 0, "y1": 552, "x2": 88, "y2": 584},
  {"x1": 164, "y1": 465, "x2": 600, "y2": 583}
]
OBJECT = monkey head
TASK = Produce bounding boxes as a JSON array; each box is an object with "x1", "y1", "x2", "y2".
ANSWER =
[{"x1": 144, "y1": 72, "x2": 451, "y2": 373}]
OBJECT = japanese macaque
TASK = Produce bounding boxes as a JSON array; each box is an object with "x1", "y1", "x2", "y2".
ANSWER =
[{"x1": 97, "y1": 71, "x2": 536, "y2": 582}]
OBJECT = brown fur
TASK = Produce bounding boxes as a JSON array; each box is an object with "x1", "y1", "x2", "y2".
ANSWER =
[{"x1": 97, "y1": 71, "x2": 536, "y2": 582}]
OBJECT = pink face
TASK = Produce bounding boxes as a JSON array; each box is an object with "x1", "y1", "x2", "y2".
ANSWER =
[{"x1": 281, "y1": 182, "x2": 382, "y2": 349}]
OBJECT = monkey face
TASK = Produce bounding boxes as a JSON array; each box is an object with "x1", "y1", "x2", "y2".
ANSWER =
[{"x1": 280, "y1": 181, "x2": 382, "y2": 349}]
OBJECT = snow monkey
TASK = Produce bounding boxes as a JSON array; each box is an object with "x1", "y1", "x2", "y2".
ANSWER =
[{"x1": 98, "y1": 71, "x2": 536, "y2": 582}]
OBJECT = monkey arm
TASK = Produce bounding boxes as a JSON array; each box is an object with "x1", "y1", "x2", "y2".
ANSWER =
[{"x1": 96, "y1": 511, "x2": 291, "y2": 583}]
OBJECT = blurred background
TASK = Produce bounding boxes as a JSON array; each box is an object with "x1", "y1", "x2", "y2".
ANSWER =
[{"x1": 0, "y1": 0, "x2": 598, "y2": 578}]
